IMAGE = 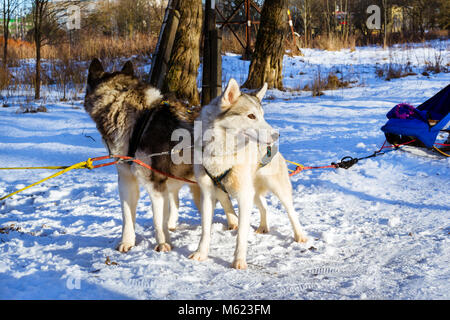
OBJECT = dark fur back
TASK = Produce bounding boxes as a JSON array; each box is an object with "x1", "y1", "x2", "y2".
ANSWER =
[{"x1": 84, "y1": 59, "x2": 199, "y2": 188}]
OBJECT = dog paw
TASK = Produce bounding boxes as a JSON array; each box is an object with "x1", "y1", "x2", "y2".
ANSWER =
[
  {"x1": 117, "y1": 242, "x2": 134, "y2": 253},
  {"x1": 189, "y1": 251, "x2": 208, "y2": 261},
  {"x1": 227, "y1": 223, "x2": 238, "y2": 231},
  {"x1": 294, "y1": 233, "x2": 308, "y2": 243},
  {"x1": 154, "y1": 243, "x2": 172, "y2": 252},
  {"x1": 231, "y1": 259, "x2": 248, "y2": 270},
  {"x1": 255, "y1": 226, "x2": 269, "y2": 234},
  {"x1": 168, "y1": 227, "x2": 177, "y2": 232},
  {"x1": 226, "y1": 215, "x2": 239, "y2": 230}
]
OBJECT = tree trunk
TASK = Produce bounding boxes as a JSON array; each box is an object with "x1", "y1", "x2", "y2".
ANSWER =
[
  {"x1": 35, "y1": 40, "x2": 41, "y2": 100},
  {"x1": 33, "y1": 0, "x2": 47, "y2": 100},
  {"x1": 326, "y1": 0, "x2": 331, "y2": 38},
  {"x1": 2, "y1": 1, "x2": 9, "y2": 67},
  {"x1": 3, "y1": 28, "x2": 8, "y2": 67},
  {"x1": 383, "y1": 0, "x2": 388, "y2": 48},
  {"x1": 243, "y1": 0, "x2": 288, "y2": 90},
  {"x1": 162, "y1": 0, "x2": 202, "y2": 106}
]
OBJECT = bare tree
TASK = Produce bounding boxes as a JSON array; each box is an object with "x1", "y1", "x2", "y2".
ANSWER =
[
  {"x1": 85, "y1": 0, "x2": 165, "y2": 38},
  {"x1": 32, "y1": 0, "x2": 49, "y2": 99},
  {"x1": 1, "y1": 0, "x2": 20, "y2": 67},
  {"x1": 243, "y1": 0, "x2": 288, "y2": 90},
  {"x1": 301, "y1": 0, "x2": 313, "y2": 47},
  {"x1": 31, "y1": 0, "x2": 83, "y2": 99}
]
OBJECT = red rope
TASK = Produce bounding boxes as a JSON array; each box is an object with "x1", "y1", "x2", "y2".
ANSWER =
[
  {"x1": 90, "y1": 155, "x2": 197, "y2": 184},
  {"x1": 289, "y1": 164, "x2": 337, "y2": 176},
  {"x1": 378, "y1": 139, "x2": 417, "y2": 150},
  {"x1": 289, "y1": 139, "x2": 417, "y2": 177}
]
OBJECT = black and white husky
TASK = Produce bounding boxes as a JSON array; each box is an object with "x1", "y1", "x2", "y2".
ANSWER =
[{"x1": 84, "y1": 59, "x2": 238, "y2": 253}]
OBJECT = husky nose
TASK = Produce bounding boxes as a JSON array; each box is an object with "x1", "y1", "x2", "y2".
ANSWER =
[{"x1": 271, "y1": 132, "x2": 280, "y2": 141}]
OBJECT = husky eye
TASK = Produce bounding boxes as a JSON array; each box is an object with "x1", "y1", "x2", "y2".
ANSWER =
[{"x1": 248, "y1": 114, "x2": 256, "y2": 120}]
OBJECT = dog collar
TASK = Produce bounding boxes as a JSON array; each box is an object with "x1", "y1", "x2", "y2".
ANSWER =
[{"x1": 259, "y1": 145, "x2": 276, "y2": 168}]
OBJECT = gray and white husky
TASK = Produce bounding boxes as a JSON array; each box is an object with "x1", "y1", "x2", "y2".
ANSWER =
[
  {"x1": 84, "y1": 59, "x2": 238, "y2": 253},
  {"x1": 189, "y1": 79, "x2": 308, "y2": 269}
]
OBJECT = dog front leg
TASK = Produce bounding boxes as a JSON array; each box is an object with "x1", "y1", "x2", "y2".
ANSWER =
[
  {"x1": 189, "y1": 188, "x2": 215, "y2": 261},
  {"x1": 269, "y1": 168, "x2": 308, "y2": 243},
  {"x1": 278, "y1": 193, "x2": 308, "y2": 243},
  {"x1": 232, "y1": 189, "x2": 255, "y2": 270},
  {"x1": 117, "y1": 165, "x2": 140, "y2": 253}
]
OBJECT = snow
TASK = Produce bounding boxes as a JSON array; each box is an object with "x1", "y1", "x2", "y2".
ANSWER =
[{"x1": 1, "y1": 41, "x2": 449, "y2": 300}]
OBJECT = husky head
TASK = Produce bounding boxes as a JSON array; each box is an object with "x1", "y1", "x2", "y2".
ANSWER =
[
  {"x1": 213, "y1": 78, "x2": 279, "y2": 146},
  {"x1": 86, "y1": 58, "x2": 135, "y2": 95},
  {"x1": 85, "y1": 58, "x2": 162, "y2": 115}
]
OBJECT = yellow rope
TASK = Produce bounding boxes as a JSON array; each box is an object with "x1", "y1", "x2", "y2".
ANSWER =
[
  {"x1": 433, "y1": 146, "x2": 450, "y2": 157},
  {"x1": 285, "y1": 159, "x2": 304, "y2": 168},
  {"x1": 0, "y1": 159, "x2": 93, "y2": 201},
  {"x1": 0, "y1": 166, "x2": 79, "y2": 170}
]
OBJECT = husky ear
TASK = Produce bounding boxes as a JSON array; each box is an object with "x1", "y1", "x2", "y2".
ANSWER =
[
  {"x1": 222, "y1": 78, "x2": 241, "y2": 107},
  {"x1": 256, "y1": 82, "x2": 268, "y2": 102},
  {"x1": 121, "y1": 60, "x2": 134, "y2": 77},
  {"x1": 88, "y1": 58, "x2": 104, "y2": 84}
]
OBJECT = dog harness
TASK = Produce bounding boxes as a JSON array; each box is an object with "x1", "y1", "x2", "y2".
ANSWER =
[
  {"x1": 205, "y1": 145, "x2": 275, "y2": 194},
  {"x1": 204, "y1": 168, "x2": 232, "y2": 194},
  {"x1": 127, "y1": 100, "x2": 171, "y2": 159}
]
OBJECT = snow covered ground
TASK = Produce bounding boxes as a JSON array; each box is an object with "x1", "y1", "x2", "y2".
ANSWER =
[{"x1": 0, "y1": 41, "x2": 449, "y2": 300}]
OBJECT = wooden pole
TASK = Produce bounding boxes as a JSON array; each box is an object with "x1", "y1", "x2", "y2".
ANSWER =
[
  {"x1": 211, "y1": 29, "x2": 222, "y2": 100},
  {"x1": 202, "y1": 0, "x2": 213, "y2": 105},
  {"x1": 287, "y1": 9, "x2": 296, "y2": 47},
  {"x1": 149, "y1": 0, "x2": 180, "y2": 89},
  {"x1": 202, "y1": 0, "x2": 221, "y2": 106},
  {"x1": 244, "y1": 0, "x2": 252, "y2": 60}
]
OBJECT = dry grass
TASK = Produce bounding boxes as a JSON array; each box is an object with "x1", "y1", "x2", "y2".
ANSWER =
[
  {"x1": 310, "y1": 34, "x2": 356, "y2": 51},
  {"x1": 69, "y1": 33, "x2": 157, "y2": 62},
  {"x1": 423, "y1": 50, "x2": 447, "y2": 74},
  {"x1": 0, "y1": 32, "x2": 158, "y2": 102},
  {"x1": 375, "y1": 62, "x2": 418, "y2": 81},
  {"x1": 4, "y1": 33, "x2": 157, "y2": 62},
  {"x1": 221, "y1": 30, "x2": 356, "y2": 55},
  {"x1": 0, "y1": 37, "x2": 35, "y2": 67},
  {"x1": 306, "y1": 70, "x2": 350, "y2": 97},
  {"x1": 16, "y1": 105, "x2": 48, "y2": 114},
  {"x1": 0, "y1": 67, "x2": 11, "y2": 90}
]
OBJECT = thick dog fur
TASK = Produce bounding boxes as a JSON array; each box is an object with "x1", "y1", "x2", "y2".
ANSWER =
[
  {"x1": 84, "y1": 59, "x2": 238, "y2": 253},
  {"x1": 190, "y1": 79, "x2": 308, "y2": 269}
]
